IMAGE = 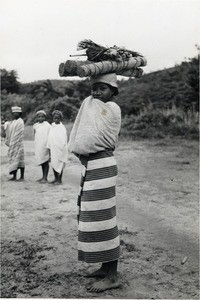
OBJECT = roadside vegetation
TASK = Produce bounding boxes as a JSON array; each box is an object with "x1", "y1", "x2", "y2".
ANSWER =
[{"x1": 1, "y1": 52, "x2": 199, "y2": 140}]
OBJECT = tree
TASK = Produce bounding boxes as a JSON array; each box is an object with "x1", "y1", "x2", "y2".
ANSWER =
[
  {"x1": 1, "y1": 69, "x2": 21, "y2": 93},
  {"x1": 185, "y1": 55, "x2": 199, "y2": 110}
]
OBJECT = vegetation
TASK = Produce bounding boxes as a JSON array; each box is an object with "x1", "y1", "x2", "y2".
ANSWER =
[
  {"x1": 1, "y1": 53, "x2": 199, "y2": 139},
  {"x1": 1, "y1": 69, "x2": 21, "y2": 94}
]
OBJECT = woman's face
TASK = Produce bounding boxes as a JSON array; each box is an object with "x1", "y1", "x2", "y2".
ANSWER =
[
  {"x1": 53, "y1": 114, "x2": 61, "y2": 124},
  {"x1": 12, "y1": 112, "x2": 21, "y2": 119},
  {"x1": 92, "y1": 82, "x2": 114, "y2": 103},
  {"x1": 37, "y1": 114, "x2": 45, "y2": 123}
]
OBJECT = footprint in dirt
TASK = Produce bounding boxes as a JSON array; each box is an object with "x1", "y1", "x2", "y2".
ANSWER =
[
  {"x1": 160, "y1": 264, "x2": 180, "y2": 274},
  {"x1": 55, "y1": 215, "x2": 64, "y2": 220},
  {"x1": 36, "y1": 206, "x2": 47, "y2": 210},
  {"x1": 59, "y1": 199, "x2": 69, "y2": 204}
]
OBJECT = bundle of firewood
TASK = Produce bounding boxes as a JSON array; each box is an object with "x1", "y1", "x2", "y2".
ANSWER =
[{"x1": 58, "y1": 39, "x2": 147, "y2": 78}]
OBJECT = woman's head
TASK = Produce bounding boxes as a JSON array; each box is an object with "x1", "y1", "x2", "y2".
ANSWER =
[
  {"x1": 36, "y1": 110, "x2": 46, "y2": 123},
  {"x1": 52, "y1": 110, "x2": 63, "y2": 124},
  {"x1": 11, "y1": 106, "x2": 22, "y2": 119},
  {"x1": 90, "y1": 73, "x2": 118, "y2": 103}
]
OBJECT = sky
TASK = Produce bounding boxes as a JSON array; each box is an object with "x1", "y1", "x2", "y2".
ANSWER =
[{"x1": 0, "y1": 0, "x2": 199, "y2": 83}]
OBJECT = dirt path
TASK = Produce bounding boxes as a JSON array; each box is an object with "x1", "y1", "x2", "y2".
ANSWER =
[{"x1": 1, "y1": 138, "x2": 199, "y2": 299}]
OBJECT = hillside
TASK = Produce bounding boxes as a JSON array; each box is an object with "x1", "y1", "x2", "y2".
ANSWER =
[{"x1": 1, "y1": 56, "x2": 199, "y2": 139}]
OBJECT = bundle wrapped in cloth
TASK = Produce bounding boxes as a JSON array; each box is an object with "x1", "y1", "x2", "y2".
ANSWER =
[{"x1": 58, "y1": 39, "x2": 147, "y2": 78}]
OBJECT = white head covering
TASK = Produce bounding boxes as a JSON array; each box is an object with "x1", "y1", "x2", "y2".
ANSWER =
[
  {"x1": 36, "y1": 110, "x2": 46, "y2": 116},
  {"x1": 52, "y1": 110, "x2": 63, "y2": 118},
  {"x1": 90, "y1": 73, "x2": 118, "y2": 95},
  {"x1": 11, "y1": 106, "x2": 22, "y2": 113}
]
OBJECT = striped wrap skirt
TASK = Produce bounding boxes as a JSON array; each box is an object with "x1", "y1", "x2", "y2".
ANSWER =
[{"x1": 77, "y1": 149, "x2": 120, "y2": 264}]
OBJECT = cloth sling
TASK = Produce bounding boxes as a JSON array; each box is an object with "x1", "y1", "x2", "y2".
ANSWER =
[
  {"x1": 78, "y1": 149, "x2": 120, "y2": 263},
  {"x1": 68, "y1": 96, "x2": 121, "y2": 155},
  {"x1": 7, "y1": 118, "x2": 25, "y2": 174},
  {"x1": 33, "y1": 121, "x2": 51, "y2": 165},
  {"x1": 47, "y1": 122, "x2": 68, "y2": 174}
]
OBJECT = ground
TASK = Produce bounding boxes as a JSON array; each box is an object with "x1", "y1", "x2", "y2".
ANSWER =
[{"x1": 1, "y1": 138, "x2": 199, "y2": 299}]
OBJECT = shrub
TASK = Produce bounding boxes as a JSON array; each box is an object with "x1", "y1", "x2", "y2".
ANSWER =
[{"x1": 121, "y1": 105, "x2": 199, "y2": 139}]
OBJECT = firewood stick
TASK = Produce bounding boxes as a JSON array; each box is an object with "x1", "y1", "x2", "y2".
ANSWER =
[
  {"x1": 69, "y1": 54, "x2": 87, "y2": 57},
  {"x1": 58, "y1": 60, "x2": 92, "y2": 76},
  {"x1": 77, "y1": 57, "x2": 147, "y2": 77},
  {"x1": 117, "y1": 68, "x2": 143, "y2": 78}
]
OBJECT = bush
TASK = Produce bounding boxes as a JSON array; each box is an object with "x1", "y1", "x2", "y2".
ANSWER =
[{"x1": 121, "y1": 105, "x2": 199, "y2": 139}]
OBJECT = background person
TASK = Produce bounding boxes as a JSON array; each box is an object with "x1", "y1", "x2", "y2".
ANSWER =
[
  {"x1": 1, "y1": 119, "x2": 7, "y2": 141},
  {"x1": 47, "y1": 110, "x2": 68, "y2": 184},
  {"x1": 33, "y1": 110, "x2": 51, "y2": 183},
  {"x1": 6, "y1": 106, "x2": 25, "y2": 181}
]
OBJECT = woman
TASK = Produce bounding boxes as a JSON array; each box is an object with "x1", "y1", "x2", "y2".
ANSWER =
[
  {"x1": 33, "y1": 110, "x2": 51, "y2": 183},
  {"x1": 68, "y1": 73, "x2": 121, "y2": 292},
  {"x1": 6, "y1": 106, "x2": 25, "y2": 181},
  {"x1": 47, "y1": 110, "x2": 68, "y2": 184}
]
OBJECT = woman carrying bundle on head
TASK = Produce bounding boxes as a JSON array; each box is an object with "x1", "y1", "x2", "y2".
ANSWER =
[
  {"x1": 33, "y1": 110, "x2": 51, "y2": 183},
  {"x1": 68, "y1": 73, "x2": 121, "y2": 293},
  {"x1": 47, "y1": 110, "x2": 68, "y2": 184},
  {"x1": 6, "y1": 106, "x2": 25, "y2": 181}
]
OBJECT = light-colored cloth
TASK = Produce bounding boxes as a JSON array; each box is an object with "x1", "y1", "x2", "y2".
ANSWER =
[
  {"x1": 77, "y1": 150, "x2": 120, "y2": 263},
  {"x1": 36, "y1": 110, "x2": 46, "y2": 116},
  {"x1": 11, "y1": 106, "x2": 22, "y2": 113},
  {"x1": 6, "y1": 118, "x2": 25, "y2": 173},
  {"x1": 4, "y1": 121, "x2": 9, "y2": 131},
  {"x1": 1, "y1": 121, "x2": 9, "y2": 138},
  {"x1": 33, "y1": 121, "x2": 51, "y2": 165},
  {"x1": 4, "y1": 121, "x2": 10, "y2": 144},
  {"x1": 47, "y1": 122, "x2": 68, "y2": 174},
  {"x1": 68, "y1": 96, "x2": 121, "y2": 155}
]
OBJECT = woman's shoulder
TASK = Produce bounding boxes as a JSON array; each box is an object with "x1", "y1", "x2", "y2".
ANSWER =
[
  {"x1": 44, "y1": 121, "x2": 51, "y2": 127},
  {"x1": 107, "y1": 101, "x2": 121, "y2": 112},
  {"x1": 18, "y1": 118, "x2": 25, "y2": 125},
  {"x1": 33, "y1": 122, "x2": 41, "y2": 130},
  {"x1": 83, "y1": 95, "x2": 93, "y2": 105},
  {"x1": 60, "y1": 122, "x2": 67, "y2": 130}
]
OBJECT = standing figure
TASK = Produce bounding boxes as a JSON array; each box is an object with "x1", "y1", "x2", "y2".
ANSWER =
[
  {"x1": 33, "y1": 110, "x2": 51, "y2": 183},
  {"x1": 68, "y1": 73, "x2": 121, "y2": 292},
  {"x1": 6, "y1": 106, "x2": 25, "y2": 181},
  {"x1": 1, "y1": 119, "x2": 9, "y2": 141},
  {"x1": 47, "y1": 110, "x2": 68, "y2": 184}
]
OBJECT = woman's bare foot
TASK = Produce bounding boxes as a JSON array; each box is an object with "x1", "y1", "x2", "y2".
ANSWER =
[
  {"x1": 84, "y1": 268, "x2": 107, "y2": 278},
  {"x1": 36, "y1": 178, "x2": 43, "y2": 182},
  {"x1": 8, "y1": 177, "x2": 16, "y2": 181},
  {"x1": 18, "y1": 178, "x2": 24, "y2": 181},
  {"x1": 49, "y1": 179, "x2": 57, "y2": 184},
  {"x1": 40, "y1": 178, "x2": 48, "y2": 183},
  {"x1": 54, "y1": 181, "x2": 62, "y2": 185},
  {"x1": 87, "y1": 277, "x2": 120, "y2": 293}
]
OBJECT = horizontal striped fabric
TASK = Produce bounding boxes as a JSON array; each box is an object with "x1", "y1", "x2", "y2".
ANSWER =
[{"x1": 77, "y1": 149, "x2": 120, "y2": 263}]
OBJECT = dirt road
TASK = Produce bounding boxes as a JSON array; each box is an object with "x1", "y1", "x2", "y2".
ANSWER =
[{"x1": 1, "y1": 138, "x2": 199, "y2": 299}]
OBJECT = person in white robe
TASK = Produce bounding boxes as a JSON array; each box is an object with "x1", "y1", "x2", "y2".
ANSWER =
[
  {"x1": 47, "y1": 110, "x2": 68, "y2": 184},
  {"x1": 33, "y1": 110, "x2": 51, "y2": 183}
]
